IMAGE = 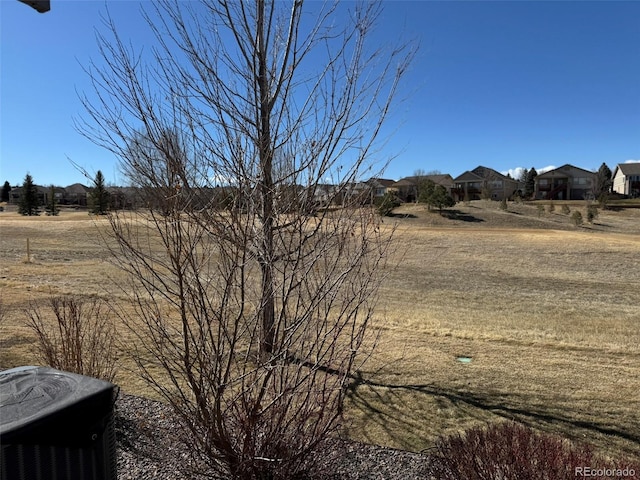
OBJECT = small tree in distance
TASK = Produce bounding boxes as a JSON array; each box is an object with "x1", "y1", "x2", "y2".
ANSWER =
[
  {"x1": 18, "y1": 173, "x2": 40, "y2": 216},
  {"x1": 376, "y1": 191, "x2": 401, "y2": 217},
  {"x1": 418, "y1": 179, "x2": 455, "y2": 212},
  {"x1": 1, "y1": 181, "x2": 10, "y2": 203},
  {"x1": 524, "y1": 168, "x2": 537, "y2": 199},
  {"x1": 45, "y1": 185, "x2": 60, "y2": 216},
  {"x1": 89, "y1": 170, "x2": 110, "y2": 215}
]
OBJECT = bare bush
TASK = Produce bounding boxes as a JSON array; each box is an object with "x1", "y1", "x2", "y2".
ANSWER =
[
  {"x1": 25, "y1": 295, "x2": 117, "y2": 383},
  {"x1": 76, "y1": 1, "x2": 414, "y2": 478},
  {"x1": 431, "y1": 421, "x2": 640, "y2": 480}
]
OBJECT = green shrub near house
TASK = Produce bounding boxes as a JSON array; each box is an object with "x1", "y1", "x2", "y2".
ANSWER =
[
  {"x1": 571, "y1": 210, "x2": 583, "y2": 226},
  {"x1": 375, "y1": 191, "x2": 401, "y2": 217}
]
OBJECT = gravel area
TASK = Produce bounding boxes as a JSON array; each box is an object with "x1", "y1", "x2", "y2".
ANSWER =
[{"x1": 115, "y1": 393, "x2": 434, "y2": 479}]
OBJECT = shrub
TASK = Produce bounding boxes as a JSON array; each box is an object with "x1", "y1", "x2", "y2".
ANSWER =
[
  {"x1": 587, "y1": 205, "x2": 599, "y2": 223},
  {"x1": 561, "y1": 204, "x2": 571, "y2": 215},
  {"x1": 571, "y1": 210, "x2": 583, "y2": 226},
  {"x1": 536, "y1": 205, "x2": 545, "y2": 217},
  {"x1": 431, "y1": 421, "x2": 640, "y2": 480},
  {"x1": 597, "y1": 193, "x2": 610, "y2": 210},
  {"x1": 499, "y1": 197, "x2": 507, "y2": 211},
  {"x1": 547, "y1": 201, "x2": 555, "y2": 214},
  {"x1": 25, "y1": 295, "x2": 117, "y2": 382},
  {"x1": 375, "y1": 191, "x2": 401, "y2": 217}
]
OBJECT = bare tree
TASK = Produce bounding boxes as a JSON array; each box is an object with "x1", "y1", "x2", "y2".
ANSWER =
[{"x1": 77, "y1": 1, "x2": 414, "y2": 478}]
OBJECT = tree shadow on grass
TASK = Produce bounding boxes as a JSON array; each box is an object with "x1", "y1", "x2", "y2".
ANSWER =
[
  {"x1": 386, "y1": 213, "x2": 417, "y2": 219},
  {"x1": 439, "y1": 210, "x2": 484, "y2": 222},
  {"x1": 344, "y1": 375, "x2": 640, "y2": 459}
]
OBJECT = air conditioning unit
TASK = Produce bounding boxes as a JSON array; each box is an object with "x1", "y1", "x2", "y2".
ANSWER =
[{"x1": 0, "y1": 366, "x2": 117, "y2": 480}]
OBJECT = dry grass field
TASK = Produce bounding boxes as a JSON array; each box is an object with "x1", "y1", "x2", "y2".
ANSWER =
[{"x1": 1, "y1": 200, "x2": 639, "y2": 462}]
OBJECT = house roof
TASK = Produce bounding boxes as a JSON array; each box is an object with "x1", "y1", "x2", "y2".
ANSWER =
[
  {"x1": 392, "y1": 178, "x2": 418, "y2": 187},
  {"x1": 424, "y1": 174, "x2": 454, "y2": 186},
  {"x1": 367, "y1": 178, "x2": 396, "y2": 188},
  {"x1": 471, "y1": 166, "x2": 514, "y2": 182},
  {"x1": 615, "y1": 162, "x2": 640, "y2": 176},
  {"x1": 65, "y1": 183, "x2": 90, "y2": 193},
  {"x1": 536, "y1": 164, "x2": 596, "y2": 178},
  {"x1": 394, "y1": 174, "x2": 454, "y2": 187},
  {"x1": 453, "y1": 170, "x2": 483, "y2": 182}
]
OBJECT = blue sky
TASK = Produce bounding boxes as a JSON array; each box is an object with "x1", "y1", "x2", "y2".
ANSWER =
[{"x1": 1, "y1": 0, "x2": 639, "y2": 187}]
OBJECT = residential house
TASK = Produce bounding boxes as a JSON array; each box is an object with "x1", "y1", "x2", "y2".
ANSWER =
[
  {"x1": 392, "y1": 174, "x2": 454, "y2": 203},
  {"x1": 309, "y1": 184, "x2": 337, "y2": 207},
  {"x1": 366, "y1": 178, "x2": 397, "y2": 201},
  {"x1": 612, "y1": 163, "x2": 640, "y2": 198},
  {"x1": 341, "y1": 181, "x2": 370, "y2": 205},
  {"x1": 8, "y1": 185, "x2": 49, "y2": 206},
  {"x1": 9, "y1": 183, "x2": 90, "y2": 207},
  {"x1": 107, "y1": 186, "x2": 143, "y2": 209},
  {"x1": 452, "y1": 166, "x2": 518, "y2": 201},
  {"x1": 534, "y1": 164, "x2": 596, "y2": 200},
  {"x1": 63, "y1": 183, "x2": 90, "y2": 206},
  {"x1": 392, "y1": 177, "x2": 418, "y2": 203}
]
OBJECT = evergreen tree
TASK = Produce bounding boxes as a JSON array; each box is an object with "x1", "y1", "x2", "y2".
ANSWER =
[
  {"x1": 18, "y1": 173, "x2": 40, "y2": 216},
  {"x1": 417, "y1": 178, "x2": 436, "y2": 206},
  {"x1": 430, "y1": 185, "x2": 456, "y2": 212},
  {"x1": 45, "y1": 185, "x2": 60, "y2": 216},
  {"x1": 524, "y1": 167, "x2": 537, "y2": 199},
  {"x1": 90, "y1": 170, "x2": 110, "y2": 215},
  {"x1": 594, "y1": 162, "x2": 612, "y2": 196},
  {"x1": 1, "y1": 181, "x2": 10, "y2": 202},
  {"x1": 375, "y1": 191, "x2": 401, "y2": 217},
  {"x1": 418, "y1": 179, "x2": 455, "y2": 212}
]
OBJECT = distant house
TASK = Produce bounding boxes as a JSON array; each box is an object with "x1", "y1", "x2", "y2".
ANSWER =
[
  {"x1": 8, "y1": 185, "x2": 48, "y2": 206},
  {"x1": 366, "y1": 178, "x2": 396, "y2": 200},
  {"x1": 63, "y1": 183, "x2": 90, "y2": 206},
  {"x1": 392, "y1": 177, "x2": 419, "y2": 203},
  {"x1": 392, "y1": 174, "x2": 454, "y2": 203},
  {"x1": 107, "y1": 186, "x2": 142, "y2": 209},
  {"x1": 612, "y1": 163, "x2": 640, "y2": 198},
  {"x1": 534, "y1": 164, "x2": 596, "y2": 200},
  {"x1": 452, "y1": 166, "x2": 518, "y2": 201},
  {"x1": 309, "y1": 184, "x2": 336, "y2": 207}
]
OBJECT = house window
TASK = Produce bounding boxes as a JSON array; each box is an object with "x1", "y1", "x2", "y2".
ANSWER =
[
  {"x1": 489, "y1": 180, "x2": 502, "y2": 189},
  {"x1": 576, "y1": 177, "x2": 587, "y2": 185},
  {"x1": 539, "y1": 179, "x2": 548, "y2": 185}
]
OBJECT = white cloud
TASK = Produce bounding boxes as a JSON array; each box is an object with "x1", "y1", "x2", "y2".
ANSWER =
[
  {"x1": 502, "y1": 165, "x2": 557, "y2": 180},
  {"x1": 624, "y1": 159, "x2": 640, "y2": 164},
  {"x1": 502, "y1": 167, "x2": 526, "y2": 180},
  {"x1": 537, "y1": 165, "x2": 556, "y2": 174}
]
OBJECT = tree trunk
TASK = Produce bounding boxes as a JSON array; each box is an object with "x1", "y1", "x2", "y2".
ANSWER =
[{"x1": 257, "y1": 0, "x2": 276, "y2": 356}]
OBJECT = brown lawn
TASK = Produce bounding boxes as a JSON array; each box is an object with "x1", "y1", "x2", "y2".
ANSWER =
[{"x1": 1, "y1": 201, "x2": 639, "y2": 461}]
